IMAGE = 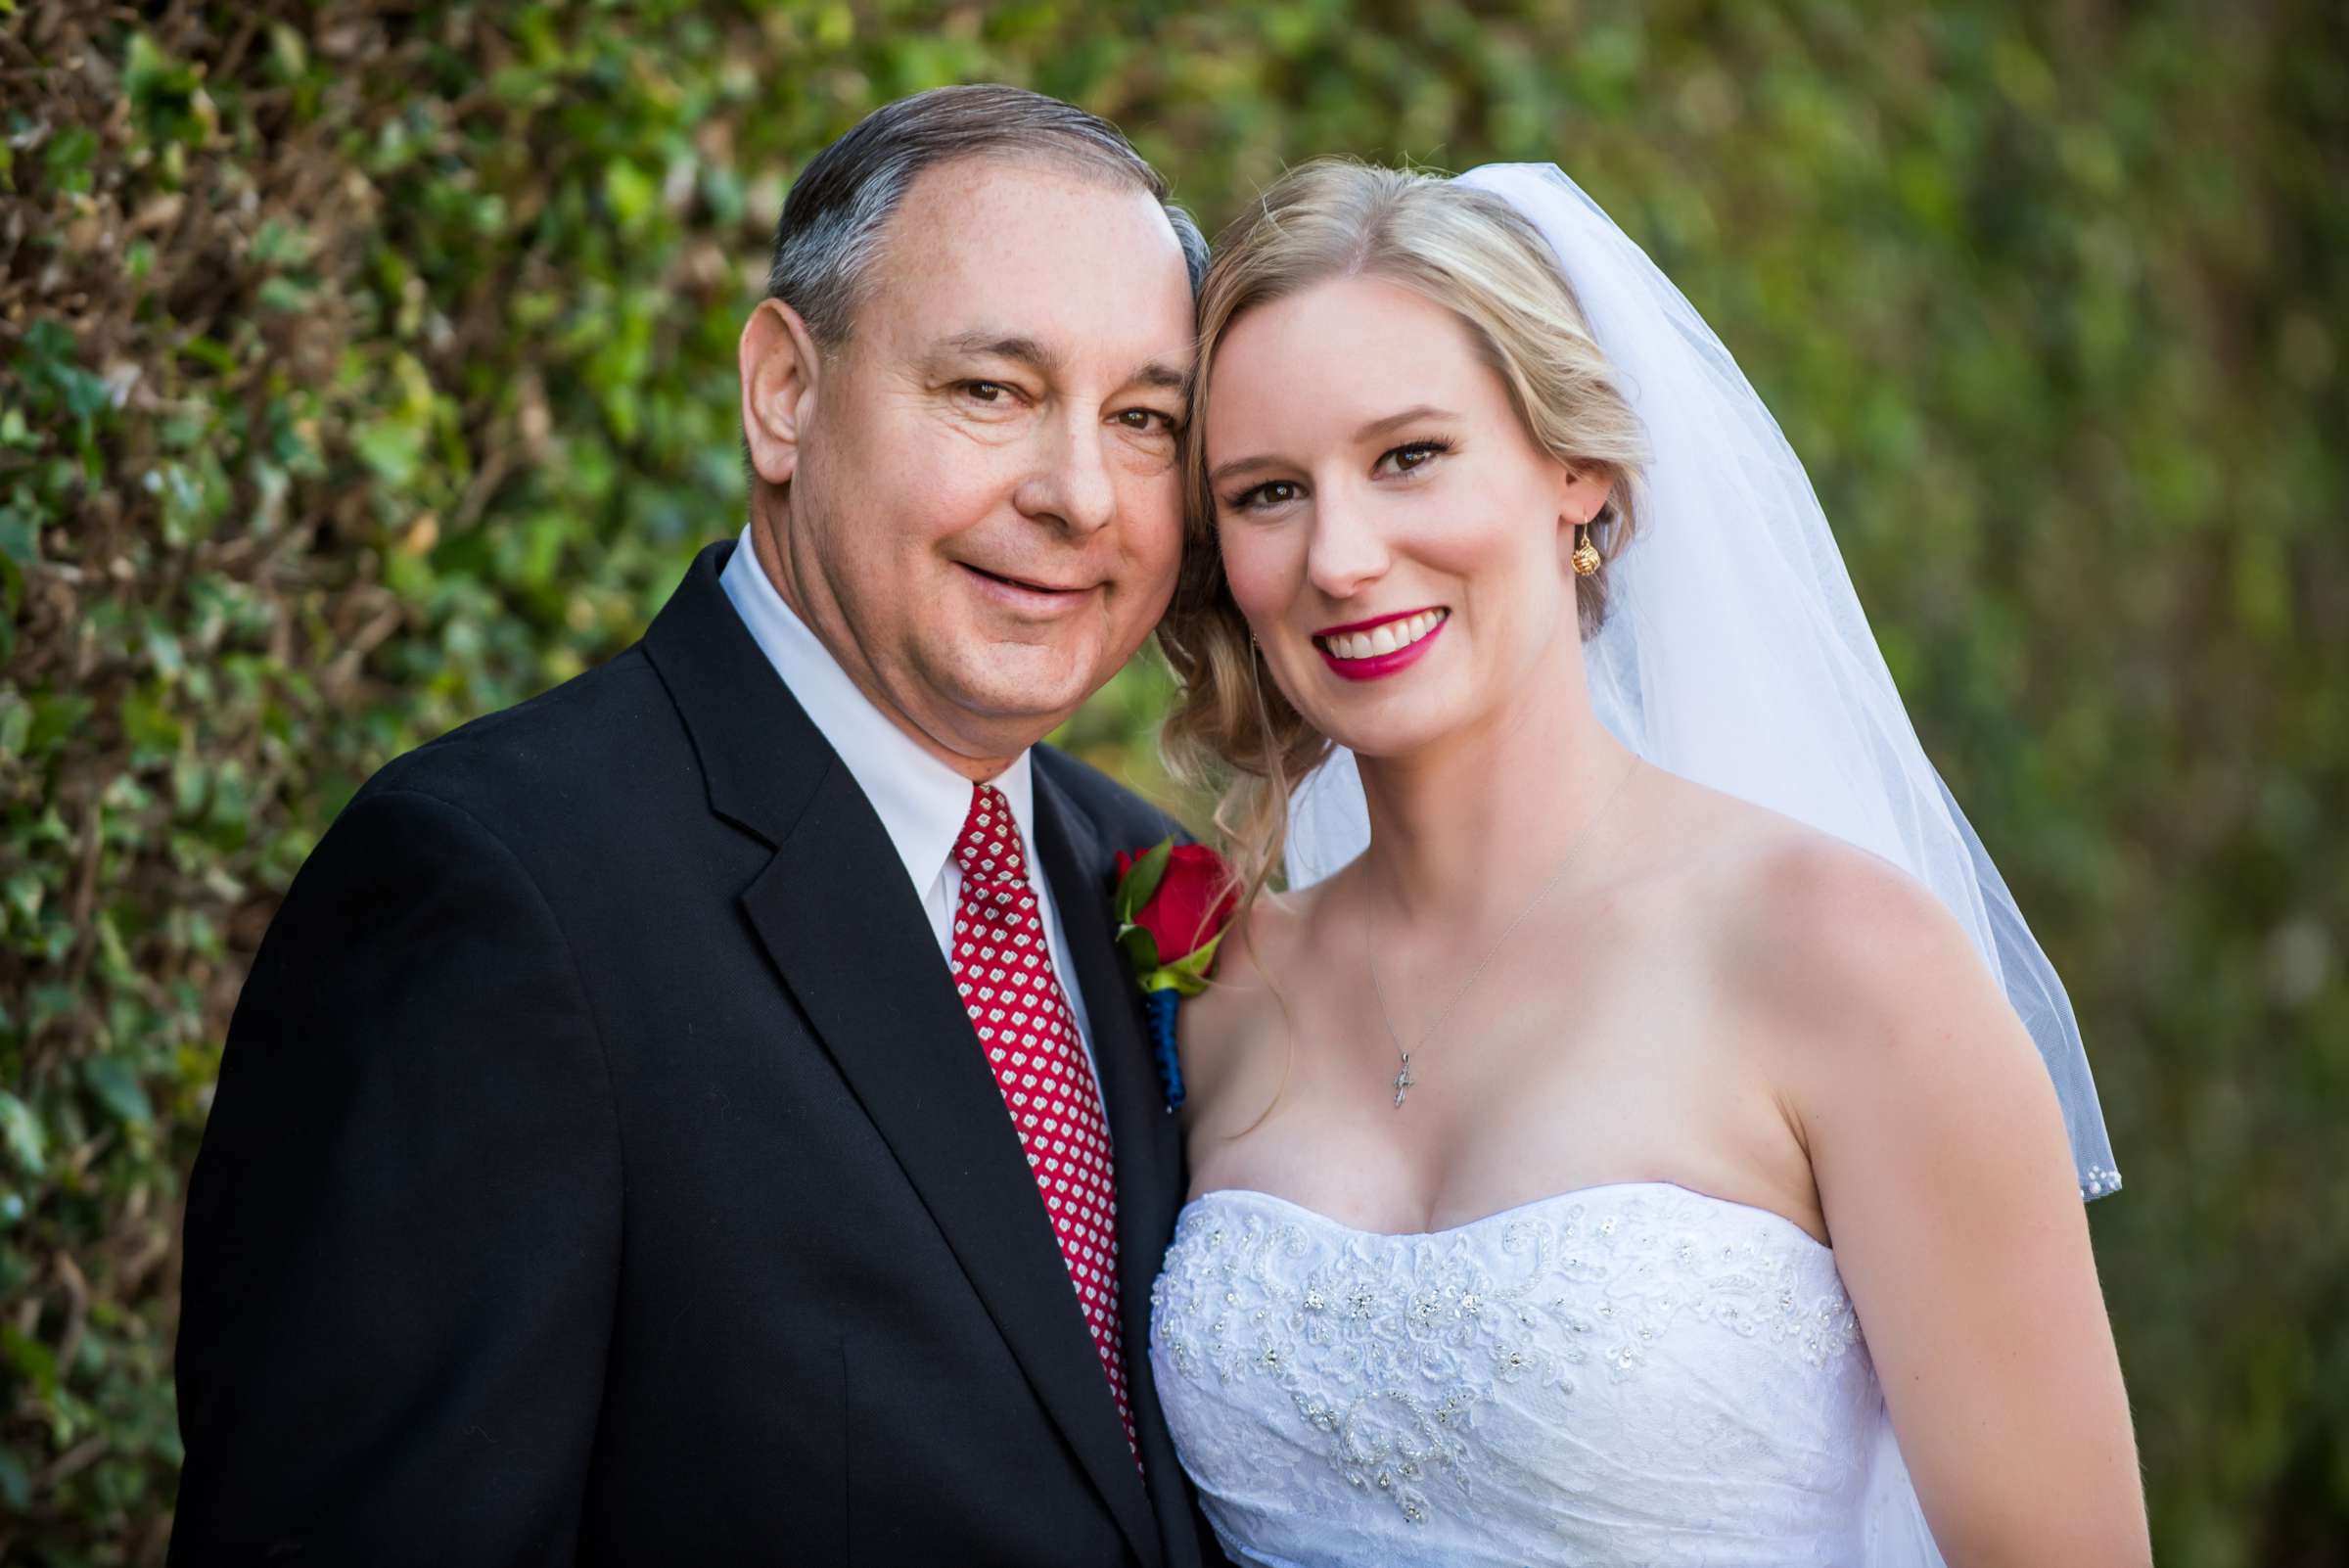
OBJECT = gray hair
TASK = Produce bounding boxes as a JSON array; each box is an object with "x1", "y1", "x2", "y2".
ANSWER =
[{"x1": 765, "y1": 84, "x2": 1208, "y2": 346}]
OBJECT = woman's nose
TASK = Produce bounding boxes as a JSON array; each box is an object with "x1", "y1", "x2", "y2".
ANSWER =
[{"x1": 1303, "y1": 488, "x2": 1391, "y2": 600}]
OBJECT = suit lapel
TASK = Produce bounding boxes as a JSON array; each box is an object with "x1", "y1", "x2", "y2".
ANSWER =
[
  {"x1": 742, "y1": 780, "x2": 1162, "y2": 1565},
  {"x1": 643, "y1": 543, "x2": 1161, "y2": 1566},
  {"x1": 1031, "y1": 768, "x2": 1194, "y2": 1549}
]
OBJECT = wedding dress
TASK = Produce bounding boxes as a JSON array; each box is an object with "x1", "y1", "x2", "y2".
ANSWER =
[
  {"x1": 1149, "y1": 158, "x2": 2117, "y2": 1568},
  {"x1": 1150, "y1": 1180, "x2": 1948, "y2": 1566}
]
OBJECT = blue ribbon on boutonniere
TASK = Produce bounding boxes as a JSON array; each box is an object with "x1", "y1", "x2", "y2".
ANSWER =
[
  {"x1": 1139, "y1": 990, "x2": 1183, "y2": 1114},
  {"x1": 1112, "y1": 837, "x2": 1239, "y2": 1112}
]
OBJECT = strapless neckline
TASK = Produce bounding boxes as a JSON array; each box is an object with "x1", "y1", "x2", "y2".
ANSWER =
[
  {"x1": 1150, "y1": 1177, "x2": 1942, "y2": 1565},
  {"x1": 1179, "y1": 1177, "x2": 1834, "y2": 1255}
]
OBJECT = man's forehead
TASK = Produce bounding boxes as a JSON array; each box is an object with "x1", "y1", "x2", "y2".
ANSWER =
[{"x1": 864, "y1": 156, "x2": 1194, "y2": 375}]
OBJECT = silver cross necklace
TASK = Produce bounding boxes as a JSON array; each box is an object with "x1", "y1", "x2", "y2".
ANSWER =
[{"x1": 1368, "y1": 756, "x2": 1640, "y2": 1108}]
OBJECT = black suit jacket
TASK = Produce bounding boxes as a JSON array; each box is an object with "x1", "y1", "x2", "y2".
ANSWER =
[{"x1": 171, "y1": 540, "x2": 1219, "y2": 1566}]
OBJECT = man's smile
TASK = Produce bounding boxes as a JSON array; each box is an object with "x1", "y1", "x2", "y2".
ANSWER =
[{"x1": 956, "y1": 560, "x2": 1103, "y2": 615}]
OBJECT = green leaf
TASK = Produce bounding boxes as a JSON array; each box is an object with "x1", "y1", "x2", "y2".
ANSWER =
[
  {"x1": 255, "y1": 275, "x2": 317, "y2": 314},
  {"x1": 26, "y1": 692, "x2": 92, "y2": 758},
  {"x1": 0, "y1": 501, "x2": 37, "y2": 568},
  {"x1": 604, "y1": 160, "x2": 659, "y2": 230},
  {"x1": 353, "y1": 418, "x2": 426, "y2": 487},
  {"x1": 1114, "y1": 837, "x2": 1173, "y2": 923},
  {"x1": 0, "y1": 1324, "x2": 57, "y2": 1398},
  {"x1": 42, "y1": 125, "x2": 99, "y2": 194},
  {"x1": 1116, "y1": 922, "x2": 1161, "y2": 975},
  {"x1": 0, "y1": 1445, "x2": 27, "y2": 1512},
  {"x1": 82, "y1": 1057, "x2": 154, "y2": 1129},
  {"x1": 0, "y1": 1091, "x2": 42, "y2": 1176},
  {"x1": 4, "y1": 871, "x2": 39, "y2": 923},
  {"x1": 1166, "y1": 929, "x2": 1227, "y2": 984},
  {"x1": 125, "y1": 33, "x2": 196, "y2": 108},
  {"x1": 1140, "y1": 965, "x2": 1210, "y2": 998},
  {"x1": 267, "y1": 22, "x2": 308, "y2": 78}
]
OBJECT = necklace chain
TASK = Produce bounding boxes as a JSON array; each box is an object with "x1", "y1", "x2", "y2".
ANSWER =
[{"x1": 1369, "y1": 756, "x2": 1640, "y2": 1108}]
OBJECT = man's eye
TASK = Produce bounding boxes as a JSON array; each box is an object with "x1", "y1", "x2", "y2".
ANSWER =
[
  {"x1": 1116, "y1": 408, "x2": 1179, "y2": 435},
  {"x1": 962, "y1": 381, "x2": 1010, "y2": 403}
]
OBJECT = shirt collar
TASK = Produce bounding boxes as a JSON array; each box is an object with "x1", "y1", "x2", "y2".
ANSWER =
[{"x1": 719, "y1": 526, "x2": 1036, "y2": 890}]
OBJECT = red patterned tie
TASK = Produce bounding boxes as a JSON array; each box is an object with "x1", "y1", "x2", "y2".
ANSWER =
[{"x1": 950, "y1": 783, "x2": 1135, "y2": 1458}]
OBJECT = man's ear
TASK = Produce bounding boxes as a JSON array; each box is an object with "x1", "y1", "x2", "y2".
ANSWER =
[{"x1": 739, "y1": 299, "x2": 823, "y2": 485}]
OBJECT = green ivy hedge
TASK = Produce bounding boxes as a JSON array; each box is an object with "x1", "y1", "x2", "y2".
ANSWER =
[{"x1": 3, "y1": 1, "x2": 2343, "y2": 1561}]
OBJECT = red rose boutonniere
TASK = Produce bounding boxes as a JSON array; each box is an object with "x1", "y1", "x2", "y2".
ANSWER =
[{"x1": 1112, "y1": 838, "x2": 1239, "y2": 1109}]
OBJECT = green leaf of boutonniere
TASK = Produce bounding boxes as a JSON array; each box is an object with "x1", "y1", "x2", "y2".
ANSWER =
[
  {"x1": 1117, "y1": 922, "x2": 1162, "y2": 975},
  {"x1": 1139, "y1": 927, "x2": 1226, "y2": 997},
  {"x1": 1114, "y1": 837, "x2": 1174, "y2": 924}
]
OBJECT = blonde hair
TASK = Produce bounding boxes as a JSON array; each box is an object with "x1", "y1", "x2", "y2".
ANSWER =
[{"x1": 1159, "y1": 159, "x2": 1651, "y2": 897}]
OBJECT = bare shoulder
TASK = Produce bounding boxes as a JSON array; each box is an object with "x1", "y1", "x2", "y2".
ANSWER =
[
  {"x1": 1698, "y1": 812, "x2": 2073, "y2": 1201},
  {"x1": 1718, "y1": 827, "x2": 1987, "y2": 1025},
  {"x1": 1590, "y1": 773, "x2": 2027, "y2": 1144},
  {"x1": 1608, "y1": 768, "x2": 2047, "y2": 1132},
  {"x1": 1605, "y1": 768, "x2": 1983, "y2": 1023}
]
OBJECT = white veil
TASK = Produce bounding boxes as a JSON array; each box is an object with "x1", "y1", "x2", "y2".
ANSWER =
[{"x1": 1284, "y1": 162, "x2": 2121, "y2": 1206}]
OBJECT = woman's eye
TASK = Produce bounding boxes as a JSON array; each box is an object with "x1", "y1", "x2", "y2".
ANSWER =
[
  {"x1": 1232, "y1": 480, "x2": 1302, "y2": 511},
  {"x1": 1384, "y1": 438, "x2": 1452, "y2": 474}
]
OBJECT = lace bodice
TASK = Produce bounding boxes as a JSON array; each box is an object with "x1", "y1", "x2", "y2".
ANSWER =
[{"x1": 1149, "y1": 1181, "x2": 1947, "y2": 1567}]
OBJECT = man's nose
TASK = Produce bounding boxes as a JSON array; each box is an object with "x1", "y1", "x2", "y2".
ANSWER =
[
  {"x1": 1015, "y1": 413, "x2": 1118, "y2": 535},
  {"x1": 1304, "y1": 485, "x2": 1392, "y2": 600}
]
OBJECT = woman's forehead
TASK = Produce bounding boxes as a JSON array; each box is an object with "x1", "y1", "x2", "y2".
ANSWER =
[{"x1": 1205, "y1": 277, "x2": 1503, "y2": 448}]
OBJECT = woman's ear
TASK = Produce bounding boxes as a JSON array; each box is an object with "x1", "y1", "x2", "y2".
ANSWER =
[
  {"x1": 1558, "y1": 463, "x2": 1616, "y2": 532},
  {"x1": 739, "y1": 299, "x2": 823, "y2": 485}
]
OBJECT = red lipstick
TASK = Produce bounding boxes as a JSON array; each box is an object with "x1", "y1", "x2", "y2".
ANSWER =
[
  {"x1": 1313, "y1": 608, "x2": 1449, "y2": 682},
  {"x1": 1312, "y1": 606, "x2": 1443, "y2": 638}
]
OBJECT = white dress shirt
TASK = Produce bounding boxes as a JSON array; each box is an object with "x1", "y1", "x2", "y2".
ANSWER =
[{"x1": 719, "y1": 527, "x2": 1100, "y2": 1076}]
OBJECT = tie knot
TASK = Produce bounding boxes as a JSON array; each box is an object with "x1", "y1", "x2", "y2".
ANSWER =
[{"x1": 954, "y1": 783, "x2": 1028, "y2": 885}]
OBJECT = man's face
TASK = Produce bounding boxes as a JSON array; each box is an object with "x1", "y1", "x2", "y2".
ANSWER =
[{"x1": 742, "y1": 156, "x2": 1195, "y2": 770}]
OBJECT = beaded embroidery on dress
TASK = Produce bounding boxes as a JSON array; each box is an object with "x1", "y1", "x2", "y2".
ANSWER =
[{"x1": 1149, "y1": 1181, "x2": 1949, "y2": 1567}]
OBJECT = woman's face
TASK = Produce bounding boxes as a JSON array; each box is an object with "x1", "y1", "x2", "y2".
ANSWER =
[{"x1": 1204, "y1": 275, "x2": 1612, "y2": 762}]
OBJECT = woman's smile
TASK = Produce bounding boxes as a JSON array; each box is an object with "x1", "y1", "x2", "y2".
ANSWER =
[{"x1": 1312, "y1": 606, "x2": 1451, "y2": 679}]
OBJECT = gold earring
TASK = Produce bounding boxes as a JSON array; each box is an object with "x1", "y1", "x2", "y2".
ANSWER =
[{"x1": 1571, "y1": 519, "x2": 1603, "y2": 577}]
